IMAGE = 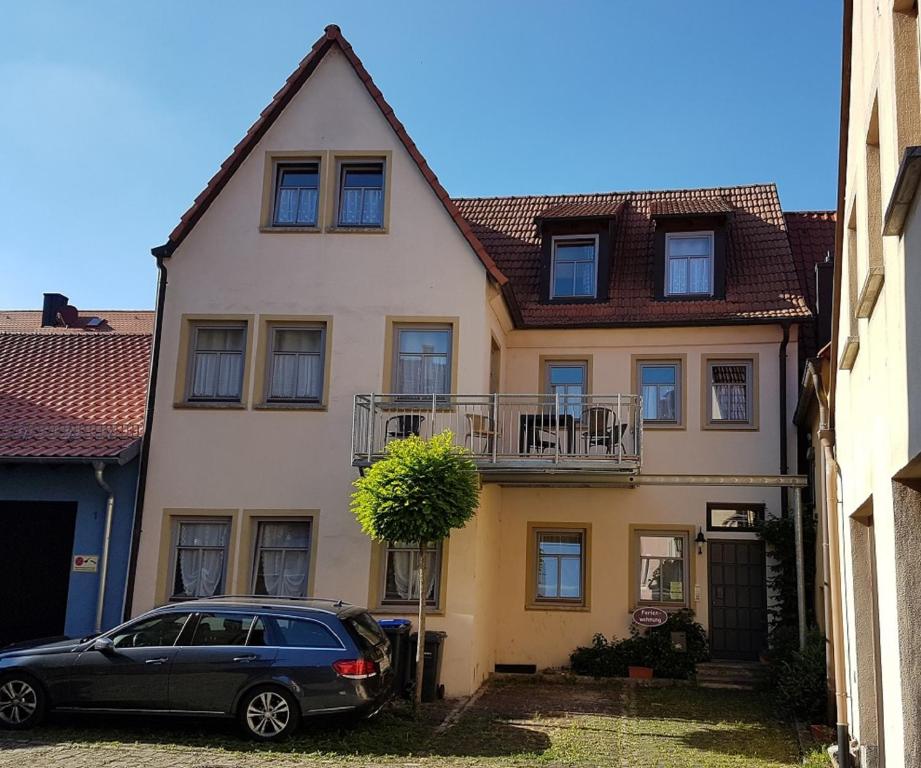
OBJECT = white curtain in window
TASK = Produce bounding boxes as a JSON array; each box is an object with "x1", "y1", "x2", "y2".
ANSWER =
[
  {"x1": 387, "y1": 547, "x2": 436, "y2": 601},
  {"x1": 340, "y1": 188, "x2": 362, "y2": 225},
  {"x1": 191, "y1": 328, "x2": 244, "y2": 399},
  {"x1": 296, "y1": 189, "x2": 318, "y2": 224},
  {"x1": 257, "y1": 522, "x2": 310, "y2": 597},
  {"x1": 178, "y1": 522, "x2": 226, "y2": 597},
  {"x1": 712, "y1": 365, "x2": 748, "y2": 420},
  {"x1": 398, "y1": 356, "x2": 448, "y2": 394},
  {"x1": 271, "y1": 354, "x2": 321, "y2": 399},
  {"x1": 688, "y1": 257, "x2": 711, "y2": 293},
  {"x1": 668, "y1": 258, "x2": 688, "y2": 294},
  {"x1": 361, "y1": 189, "x2": 383, "y2": 225}
]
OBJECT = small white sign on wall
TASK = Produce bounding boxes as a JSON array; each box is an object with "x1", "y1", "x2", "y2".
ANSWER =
[{"x1": 73, "y1": 555, "x2": 99, "y2": 573}]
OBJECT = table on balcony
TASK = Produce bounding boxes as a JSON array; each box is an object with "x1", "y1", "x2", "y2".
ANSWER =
[{"x1": 518, "y1": 412, "x2": 576, "y2": 455}]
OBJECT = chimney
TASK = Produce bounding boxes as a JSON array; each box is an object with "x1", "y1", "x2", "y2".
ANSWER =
[{"x1": 41, "y1": 293, "x2": 69, "y2": 327}]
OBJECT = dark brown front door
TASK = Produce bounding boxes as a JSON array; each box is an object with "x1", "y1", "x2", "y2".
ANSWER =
[{"x1": 708, "y1": 539, "x2": 767, "y2": 661}]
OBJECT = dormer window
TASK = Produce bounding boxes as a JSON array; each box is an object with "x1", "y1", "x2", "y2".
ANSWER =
[
  {"x1": 551, "y1": 236, "x2": 598, "y2": 299},
  {"x1": 665, "y1": 232, "x2": 714, "y2": 296}
]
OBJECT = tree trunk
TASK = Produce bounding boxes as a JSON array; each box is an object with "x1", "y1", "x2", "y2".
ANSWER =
[{"x1": 414, "y1": 540, "x2": 427, "y2": 713}]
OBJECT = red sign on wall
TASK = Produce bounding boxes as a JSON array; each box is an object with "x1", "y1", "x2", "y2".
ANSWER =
[{"x1": 632, "y1": 607, "x2": 668, "y2": 627}]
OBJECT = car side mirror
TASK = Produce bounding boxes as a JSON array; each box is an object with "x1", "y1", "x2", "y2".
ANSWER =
[{"x1": 93, "y1": 637, "x2": 114, "y2": 653}]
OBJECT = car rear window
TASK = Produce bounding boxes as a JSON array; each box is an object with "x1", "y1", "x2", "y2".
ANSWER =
[
  {"x1": 344, "y1": 612, "x2": 388, "y2": 650},
  {"x1": 263, "y1": 616, "x2": 342, "y2": 648}
]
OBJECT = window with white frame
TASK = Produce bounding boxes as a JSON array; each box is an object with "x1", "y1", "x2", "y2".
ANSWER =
[
  {"x1": 273, "y1": 163, "x2": 319, "y2": 227},
  {"x1": 381, "y1": 541, "x2": 442, "y2": 607},
  {"x1": 551, "y1": 236, "x2": 598, "y2": 298},
  {"x1": 534, "y1": 529, "x2": 586, "y2": 604},
  {"x1": 393, "y1": 325, "x2": 452, "y2": 394},
  {"x1": 188, "y1": 324, "x2": 246, "y2": 402},
  {"x1": 266, "y1": 325, "x2": 325, "y2": 403},
  {"x1": 170, "y1": 519, "x2": 231, "y2": 600},
  {"x1": 252, "y1": 520, "x2": 312, "y2": 598},
  {"x1": 638, "y1": 361, "x2": 680, "y2": 424},
  {"x1": 338, "y1": 162, "x2": 385, "y2": 228},
  {"x1": 665, "y1": 232, "x2": 714, "y2": 296},
  {"x1": 636, "y1": 530, "x2": 688, "y2": 606},
  {"x1": 708, "y1": 359, "x2": 754, "y2": 424}
]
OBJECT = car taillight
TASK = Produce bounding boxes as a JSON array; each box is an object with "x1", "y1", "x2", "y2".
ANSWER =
[{"x1": 333, "y1": 658, "x2": 378, "y2": 679}]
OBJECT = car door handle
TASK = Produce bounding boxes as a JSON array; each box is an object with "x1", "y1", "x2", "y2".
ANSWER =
[
  {"x1": 145, "y1": 657, "x2": 169, "y2": 665},
  {"x1": 233, "y1": 655, "x2": 258, "y2": 663}
]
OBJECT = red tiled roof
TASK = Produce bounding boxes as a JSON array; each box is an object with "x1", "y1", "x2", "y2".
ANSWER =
[
  {"x1": 536, "y1": 201, "x2": 624, "y2": 221},
  {"x1": 784, "y1": 211, "x2": 836, "y2": 312},
  {"x1": 651, "y1": 197, "x2": 733, "y2": 217},
  {"x1": 453, "y1": 184, "x2": 811, "y2": 327},
  {"x1": 162, "y1": 25, "x2": 508, "y2": 293},
  {"x1": 0, "y1": 310, "x2": 154, "y2": 335},
  {"x1": 0, "y1": 325, "x2": 152, "y2": 459}
]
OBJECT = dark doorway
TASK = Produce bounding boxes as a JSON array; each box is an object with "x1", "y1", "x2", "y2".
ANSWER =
[
  {"x1": 0, "y1": 501, "x2": 77, "y2": 645},
  {"x1": 708, "y1": 539, "x2": 767, "y2": 661}
]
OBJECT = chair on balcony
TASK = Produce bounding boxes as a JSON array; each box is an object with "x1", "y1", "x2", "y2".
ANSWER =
[
  {"x1": 464, "y1": 413, "x2": 500, "y2": 454},
  {"x1": 580, "y1": 407, "x2": 628, "y2": 456},
  {"x1": 384, "y1": 414, "x2": 425, "y2": 443},
  {"x1": 522, "y1": 412, "x2": 559, "y2": 455}
]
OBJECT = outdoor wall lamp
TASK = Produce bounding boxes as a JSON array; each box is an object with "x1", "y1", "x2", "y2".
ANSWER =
[{"x1": 695, "y1": 528, "x2": 706, "y2": 555}]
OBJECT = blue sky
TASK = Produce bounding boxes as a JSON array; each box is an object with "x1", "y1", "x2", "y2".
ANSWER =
[{"x1": 0, "y1": 1, "x2": 842, "y2": 309}]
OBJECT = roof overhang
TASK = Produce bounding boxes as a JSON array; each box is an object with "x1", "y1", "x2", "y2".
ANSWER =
[{"x1": 0, "y1": 437, "x2": 141, "y2": 466}]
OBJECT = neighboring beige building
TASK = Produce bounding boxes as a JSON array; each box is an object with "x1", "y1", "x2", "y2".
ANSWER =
[
  {"x1": 800, "y1": 1, "x2": 921, "y2": 766},
  {"x1": 130, "y1": 26, "x2": 825, "y2": 698}
]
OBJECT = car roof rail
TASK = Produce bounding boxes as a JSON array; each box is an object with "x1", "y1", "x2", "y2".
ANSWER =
[{"x1": 201, "y1": 595, "x2": 352, "y2": 608}]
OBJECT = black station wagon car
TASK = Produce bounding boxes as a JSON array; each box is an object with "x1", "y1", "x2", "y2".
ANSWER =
[{"x1": 0, "y1": 597, "x2": 393, "y2": 740}]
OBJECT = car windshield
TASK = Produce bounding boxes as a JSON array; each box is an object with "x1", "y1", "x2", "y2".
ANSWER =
[{"x1": 109, "y1": 613, "x2": 190, "y2": 648}]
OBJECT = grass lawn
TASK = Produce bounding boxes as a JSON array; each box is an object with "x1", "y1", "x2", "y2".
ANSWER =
[{"x1": 0, "y1": 678, "x2": 828, "y2": 767}]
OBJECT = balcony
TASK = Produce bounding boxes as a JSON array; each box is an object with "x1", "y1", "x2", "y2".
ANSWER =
[{"x1": 351, "y1": 393, "x2": 642, "y2": 478}]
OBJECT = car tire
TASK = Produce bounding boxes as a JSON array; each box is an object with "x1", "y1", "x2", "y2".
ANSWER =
[
  {"x1": 238, "y1": 685, "x2": 299, "y2": 741},
  {"x1": 0, "y1": 674, "x2": 47, "y2": 730}
]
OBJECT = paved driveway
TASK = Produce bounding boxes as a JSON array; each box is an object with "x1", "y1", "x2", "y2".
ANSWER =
[{"x1": 0, "y1": 678, "x2": 820, "y2": 767}]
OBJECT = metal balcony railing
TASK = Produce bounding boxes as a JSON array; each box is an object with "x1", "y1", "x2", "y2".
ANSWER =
[{"x1": 351, "y1": 393, "x2": 642, "y2": 472}]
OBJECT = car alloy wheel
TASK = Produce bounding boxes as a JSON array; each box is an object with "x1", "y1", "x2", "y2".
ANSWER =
[
  {"x1": 244, "y1": 690, "x2": 292, "y2": 739},
  {"x1": 0, "y1": 679, "x2": 39, "y2": 728}
]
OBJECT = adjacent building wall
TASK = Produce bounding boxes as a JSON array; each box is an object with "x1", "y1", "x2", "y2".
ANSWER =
[{"x1": 0, "y1": 460, "x2": 138, "y2": 635}]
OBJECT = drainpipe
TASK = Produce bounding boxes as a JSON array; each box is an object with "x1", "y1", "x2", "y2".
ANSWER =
[
  {"x1": 807, "y1": 361, "x2": 850, "y2": 766},
  {"x1": 123, "y1": 246, "x2": 170, "y2": 619},
  {"x1": 779, "y1": 323, "x2": 790, "y2": 515},
  {"x1": 92, "y1": 461, "x2": 115, "y2": 633}
]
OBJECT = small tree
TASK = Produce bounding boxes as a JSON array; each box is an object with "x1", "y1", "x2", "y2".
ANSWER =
[{"x1": 351, "y1": 431, "x2": 479, "y2": 708}]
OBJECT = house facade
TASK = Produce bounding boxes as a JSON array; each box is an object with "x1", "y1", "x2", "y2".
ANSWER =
[
  {"x1": 801, "y1": 1, "x2": 921, "y2": 766},
  {"x1": 0, "y1": 296, "x2": 152, "y2": 644},
  {"x1": 130, "y1": 26, "x2": 823, "y2": 697}
]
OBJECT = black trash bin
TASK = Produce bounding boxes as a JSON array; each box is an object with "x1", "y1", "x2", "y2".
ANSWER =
[
  {"x1": 410, "y1": 630, "x2": 447, "y2": 702},
  {"x1": 377, "y1": 618, "x2": 413, "y2": 698}
]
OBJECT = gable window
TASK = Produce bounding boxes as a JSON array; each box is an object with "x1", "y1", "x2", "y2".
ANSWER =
[
  {"x1": 338, "y1": 162, "x2": 385, "y2": 228},
  {"x1": 638, "y1": 361, "x2": 680, "y2": 424},
  {"x1": 635, "y1": 530, "x2": 688, "y2": 606},
  {"x1": 707, "y1": 359, "x2": 754, "y2": 425},
  {"x1": 551, "y1": 236, "x2": 598, "y2": 299},
  {"x1": 266, "y1": 325, "x2": 325, "y2": 403},
  {"x1": 188, "y1": 323, "x2": 247, "y2": 402},
  {"x1": 252, "y1": 520, "x2": 312, "y2": 598},
  {"x1": 273, "y1": 163, "x2": 319, "y2": 227},
  {"x1": 381, "y1": 541, "x2": 442, "y2": 607},
  {"x1": 393, "y1": 325, "x2": 452, "y2": 394},
  {"x1": 534, "y1": 528, "x2": 586, "y2": 604},
  {"x1": 170, "y1": 519, "x2": 231, "y2": 600},
  {"x1": 665, "y1": 232, "x2": 714, "y2": 296},
  {"x1": 544, "y1": 360, "x2": 588, "y2": 420}
]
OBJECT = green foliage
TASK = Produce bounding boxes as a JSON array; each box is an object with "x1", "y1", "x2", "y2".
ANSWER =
[
  {"x1": 351, "y1": 431, "x2": 479, "y2": 545},
  {"x1": 570, "y1": 610, "x2": 709, "y2": 679},
  {"x1": 757, "y1": 513, "x2": 817, "y2": 642},
  {"x1": 767, "y1": 630, "x2": 828, "y2": 721}
]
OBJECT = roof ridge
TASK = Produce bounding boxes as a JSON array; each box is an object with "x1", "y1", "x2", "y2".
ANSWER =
[{"x1": 452, "y1": 182, "x2": 780, "y2": 203}]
